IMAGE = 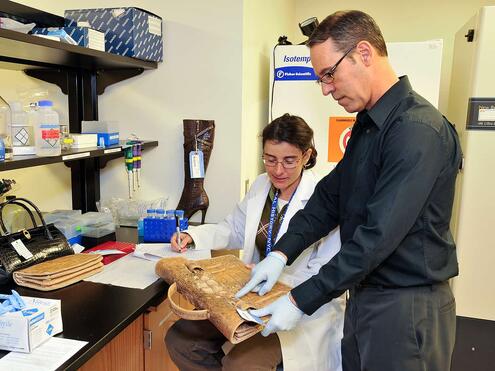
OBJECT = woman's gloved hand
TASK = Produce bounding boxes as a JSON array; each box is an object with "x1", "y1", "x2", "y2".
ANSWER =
[{"x1": 235, "y1": 251, "x2": 287, "y2": 298}]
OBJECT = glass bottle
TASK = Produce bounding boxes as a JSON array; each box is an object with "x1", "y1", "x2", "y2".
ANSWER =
[{"x1": 0, "y1": 95, "x2": 13, "y2": 160}]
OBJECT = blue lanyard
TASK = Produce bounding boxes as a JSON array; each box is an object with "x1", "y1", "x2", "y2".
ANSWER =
[{"x1": 265, "y1": 188, "x2": 296, "y2": 256}]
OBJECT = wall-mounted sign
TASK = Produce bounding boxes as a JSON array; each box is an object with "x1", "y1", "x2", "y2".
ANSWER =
[
  {"x1": 328, "y1": 116, "x2": 355, "y2": 163},
  {"x1": 467, "y1": 97, "x2": 495, "y2": 130}
]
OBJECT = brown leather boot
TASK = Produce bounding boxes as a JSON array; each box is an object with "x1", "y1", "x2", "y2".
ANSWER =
[{"x1": 177, "y1": 119, "x2": 215, "y2": 224}]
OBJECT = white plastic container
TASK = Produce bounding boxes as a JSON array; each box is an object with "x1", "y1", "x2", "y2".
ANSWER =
[
  {"x1": 35, "y1": 100, "x2": 61, "y2": 156},
  {"x1": 0, "y1": 94, "x2": 13, "y2": 160},
  {"x1": 10, "y1": 101, "x2": 35, "y2": 155}
]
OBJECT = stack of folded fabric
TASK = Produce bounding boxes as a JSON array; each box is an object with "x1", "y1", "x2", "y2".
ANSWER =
[{"x1": 13, "y1": 254, "x2": 103, "y2": 291}]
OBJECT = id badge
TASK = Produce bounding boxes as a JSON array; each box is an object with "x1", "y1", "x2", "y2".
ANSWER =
[{"x1": 189, "y1": 150, "x2": 205, "y2": 178}]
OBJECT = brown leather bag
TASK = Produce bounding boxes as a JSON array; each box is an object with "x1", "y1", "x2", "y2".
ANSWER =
[
  {"x1": 155, "y1": 255, "x2": 290, "y2": 344},
  {"x1": 13, "y1": 253, "x2": 103, "y2": 291}
]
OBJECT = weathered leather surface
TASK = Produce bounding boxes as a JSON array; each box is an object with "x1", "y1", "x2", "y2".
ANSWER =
[
  {"x1": 13, "y1": 253, "x2": 103, "y2": 291},
  {"x1": 155, "y1": 255, "x2": 290, "y2": 344}
]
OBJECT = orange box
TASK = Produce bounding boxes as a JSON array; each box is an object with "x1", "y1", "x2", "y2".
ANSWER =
[{"x1": 328, "y1": 116, "x2": 355, "y2": 162}]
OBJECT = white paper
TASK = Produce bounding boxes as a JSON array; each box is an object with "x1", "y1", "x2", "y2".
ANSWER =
[
  {"x1": 87, "y1": 249, "x2": 126, "y2": 256},
  {"x1": 71, "y1": 243, "x2": 85, "y2": 254},
  {"x1": 236, "y1": 307, "x2": 265, "y2": 325},
  {"x1": 84, "y1": 254, "x2": 159, "y2": 289},
  {"x1": 133, "y1": 243, "x2": 211, "y2": 262},
  {"x1": 0, "y1": 337, "x2": 87, "y2": 371},
  {"x1": 478, "y1": 106, "x2": 495, "y2": 121}
]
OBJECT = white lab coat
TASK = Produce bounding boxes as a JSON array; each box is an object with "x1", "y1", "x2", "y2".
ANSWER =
[{"x1": 186, "y1": 170, "x2": 345, "y2": 371}]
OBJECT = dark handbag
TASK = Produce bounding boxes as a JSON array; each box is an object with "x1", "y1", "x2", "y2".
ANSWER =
[{"x1": 0, "y1": 197, "x2": 74, "y2": 285}]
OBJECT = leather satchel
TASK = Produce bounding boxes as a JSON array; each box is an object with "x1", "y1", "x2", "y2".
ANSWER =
[
  {"x1": 0, "y1": 197, "x2": 74, "y2": 285},
  {"x1": 155, "y1": 255, "x2": 290, "y2": 344},
  {"x1": 13, "y1": 253, "x2": 103, "y2": 291}
]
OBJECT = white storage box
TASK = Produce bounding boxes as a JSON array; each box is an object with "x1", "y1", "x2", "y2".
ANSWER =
[
  {"x1": 71, "y1": 133, "x2": 98, "y2": 148},
  {"x1": 0, "y1": 296, "x2": 63, "y2": 353}
]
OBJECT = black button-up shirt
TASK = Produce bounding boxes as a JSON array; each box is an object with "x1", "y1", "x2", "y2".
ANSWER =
[{"x1": 275, "y1": 76, "x2": 462, "y2": 315}]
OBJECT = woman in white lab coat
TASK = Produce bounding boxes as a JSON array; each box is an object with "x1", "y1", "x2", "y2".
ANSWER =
[{"x1": 166, "y1": 114, "x2": 345, "y2": 371}]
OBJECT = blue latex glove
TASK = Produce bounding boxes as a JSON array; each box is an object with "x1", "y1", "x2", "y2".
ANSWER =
[
  {"x1": 250, "y1": 293, "x2": 304, "y2": 336},
  {"x1": 0, "y1": 290, "x2": 26, "y2": 316},
  {"x1": 235, "y1": 252, "x2": 287, "y2": 298}
]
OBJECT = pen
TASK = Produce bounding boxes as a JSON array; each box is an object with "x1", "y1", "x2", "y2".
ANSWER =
[{"x1": 175, "y1": 214, "x2": 181, "y2": 249}]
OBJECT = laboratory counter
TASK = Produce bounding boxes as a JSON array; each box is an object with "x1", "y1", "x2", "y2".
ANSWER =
[
  {"x1": 0, "y1": 279, "x2": 168, "y2": 370},
  {"x1": 0, "y1": 227, "x2": 174, "y2": 370}
]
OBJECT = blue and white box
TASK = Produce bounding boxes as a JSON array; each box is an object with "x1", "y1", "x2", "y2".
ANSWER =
[
  {"x1": 32, "y1": 27, "x2": 105, "y2": 51},
  {"x1": 0, "y1": 296, "x2": 63, "y2": 353},
  {"x1": 64, "y1": 7, "x2": 163, "y2": 62},
  {"x1": 81, "y1": 120, "x2": 119, "y2": 147}
]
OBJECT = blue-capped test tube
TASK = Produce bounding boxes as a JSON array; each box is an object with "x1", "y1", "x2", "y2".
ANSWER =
[
  {"x1": 146, "y1": 209, "x2": 156, "y2": 219},
  {"x1": 165, "y1": 210, "x2": 175, "y2": 220},
  {"x1": 155, "y1": 209, "x2": 165, "y2": 219}
]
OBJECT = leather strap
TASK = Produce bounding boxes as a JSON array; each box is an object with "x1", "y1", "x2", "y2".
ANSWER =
[
  {"x1": 167, "y1": 282, "x2": 209, "y2": 320},
  {"x1": 0, "y1": 197, "x2": 52, "y2": 238},
  {"x1": 0, "y1": 201, "x2": 37, "y2": 234}
]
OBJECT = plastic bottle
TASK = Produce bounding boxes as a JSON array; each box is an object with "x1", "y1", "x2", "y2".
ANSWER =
[
  {"x1": 0, "y1": 95, "x2": 13, "y2": 160},
  {"x1": 146, "y1": 209, "x2": 156, "y2": 219},
  {"x1": 175, "y1": 210, "x2": 186, "y2": 233},
  {"x1": 0, "y1": 137, "x2": 5, "y2": 161},
  {"x1": 155, "y1": 209, "x2": 165, "y2": 219},
  {"x1": 10, "y1": 101, "x2": 35, "y2": 155},
  {"x1": 35, "y1": 100, "x2": 61, "y2": 156},
  {"x1": 165, "y1": 210, "x2": 175, "y2": 220}
]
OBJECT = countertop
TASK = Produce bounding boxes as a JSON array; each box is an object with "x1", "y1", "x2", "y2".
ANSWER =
[{"x1": 0, "y1": 227, "x2": 169, "y2": 370}]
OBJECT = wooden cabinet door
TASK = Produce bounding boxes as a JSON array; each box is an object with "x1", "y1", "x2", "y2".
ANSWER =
[
  {"x1": 144, "y1": 298, "x2": 179, "y2": 371},
  {"x1": 79, "y1": 315, "x2": 144, "y2": 371}
]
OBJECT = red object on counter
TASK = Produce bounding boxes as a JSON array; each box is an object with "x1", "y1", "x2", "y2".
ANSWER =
[{"x1": 83, "y1": 241, "x2": 135, "y2": 265}]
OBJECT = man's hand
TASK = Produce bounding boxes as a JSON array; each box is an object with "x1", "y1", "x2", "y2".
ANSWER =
[
  {"x1": 235, "y1": 252, "x2": 287, "y2": 298},
  {"x1": 250, "y1": 293, "x2": 303, "y2": 336}
]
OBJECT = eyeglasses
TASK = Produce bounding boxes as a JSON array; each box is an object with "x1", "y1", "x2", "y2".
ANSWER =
[
  {"x1": 262, "y1": 155, "x2": 303, "y2": 169},
  {"x1": 316, "y1": 46, "x2": 356, "y2": 85}
]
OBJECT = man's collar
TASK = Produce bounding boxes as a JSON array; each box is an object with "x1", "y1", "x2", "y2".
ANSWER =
[{"x1": 365, "y1": 76, "x2": 412, "y2": 129}]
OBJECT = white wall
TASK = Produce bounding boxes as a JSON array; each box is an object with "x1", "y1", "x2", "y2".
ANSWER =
[
  {"x1": 5, "y1": 0, "x2": 243, "y2": 222},
  {"x1": 241, "y1": 0, "x2": 296, "y2": 194}
]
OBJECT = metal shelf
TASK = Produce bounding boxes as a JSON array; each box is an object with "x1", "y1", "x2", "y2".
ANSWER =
[
  {"x1": 0, "y1": 28, "x2": 157, "y2": 72},
  {"x1": 0, "y1": 141, "x2": 158, "y2": 171},
  {"x1": 0, "y1": 1, "x2": 157, "y2": 72},
  {"x1": 0, "y1": 1, "x2": 160, "y2": 212}
]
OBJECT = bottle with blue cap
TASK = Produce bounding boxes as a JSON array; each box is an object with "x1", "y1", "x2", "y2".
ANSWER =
[
  {"x1": 146, "y1": 209, "x2": 156, "y2": 219},
  {"x1": 35, "y1": 100, "x2": 61, "y2": 156},
  {"x1": 165, "y1": 209, "x2": 175, "y2": 220},
  {"x1": 155, "y1": 209, "x2": 165, "y2": 219}
]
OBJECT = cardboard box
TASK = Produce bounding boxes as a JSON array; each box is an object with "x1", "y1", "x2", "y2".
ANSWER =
[
  {"x1": 0, "y1": 296, "x2": 63, "y2": 353},
  {"x1": 32, "y1": 27, "x2": 105, "y2": 51},
  {"x1": 64, "y1": 7, "x2": 163, "y2": 62}
]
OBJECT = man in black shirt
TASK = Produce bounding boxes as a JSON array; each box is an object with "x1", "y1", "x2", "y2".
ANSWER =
[{"x1": 236, "y1": 10, "x2": 461, "y2": 371}]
